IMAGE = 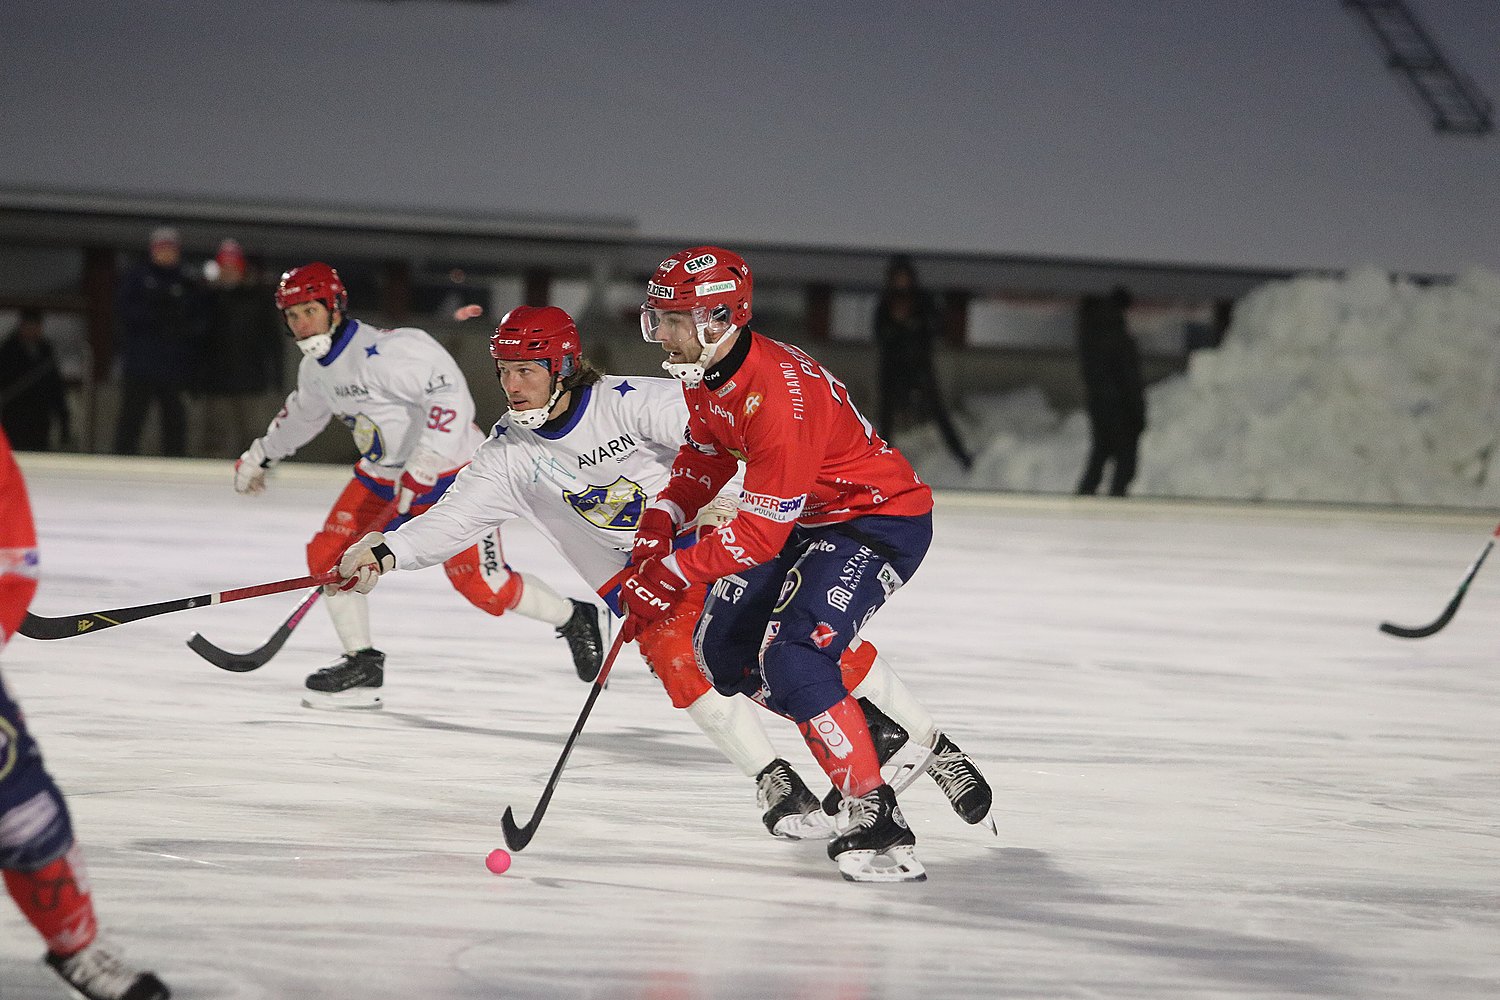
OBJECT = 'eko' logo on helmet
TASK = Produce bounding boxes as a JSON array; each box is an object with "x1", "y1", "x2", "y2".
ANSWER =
[
  {"x1": 684, "y1": 254, "x2": 717, "y2": 274},
  {"x1": 647, "y1": 282, "x2": 675, "y2": 299}
]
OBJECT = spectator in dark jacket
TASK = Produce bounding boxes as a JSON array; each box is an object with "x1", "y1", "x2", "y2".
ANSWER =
[
  {"x1": 112, "y1": 226, "x2": 206, "y2": 456},
  {"x1": 195, "y1": 240, "x2": 286, "y2": 457},
  {"x1": 1076, "y1": 285, "x2": 1147, "y2": 496},
  {"x1": 873, "y1": 255, "x2": 973, "y2": 470},
  {"x1": 0, "y1": 309, "x2": 71, "y2": 451}
]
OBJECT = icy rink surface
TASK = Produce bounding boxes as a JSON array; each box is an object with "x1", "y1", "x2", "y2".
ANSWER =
[{"x1": 3, "y1": 455, "x2": 1498, "y2": 1000}]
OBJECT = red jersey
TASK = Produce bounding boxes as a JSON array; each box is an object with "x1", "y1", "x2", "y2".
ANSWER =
[
  {"x1": 660, "y1": 331, "x2": 932, "y2": 584},
  {"x1": 0, "y1": 428, "x2": 40, "y2": 646}
]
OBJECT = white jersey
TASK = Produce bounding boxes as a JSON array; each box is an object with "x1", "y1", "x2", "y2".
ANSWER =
[
  {"x1": 383, "y1": 375, "x2": 704, "y2": 594},
  {"x1": 259, "y1": 319, "x2": 485, "y2": 481}
]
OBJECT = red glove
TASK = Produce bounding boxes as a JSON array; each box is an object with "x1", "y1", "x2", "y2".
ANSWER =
[
  {"x1": 631, "y1": 505, "x2": 677, "y2": 565},
  {"x1": 620, "y1": 555, "x2": 689, "y2": 643}
]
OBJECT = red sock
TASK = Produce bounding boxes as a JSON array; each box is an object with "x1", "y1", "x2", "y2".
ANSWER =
[
  {"x1": 4, "y1": 846, "x2": 99, "y2": 957},
  {"x1": 799, "y1": 695, "x2": 883, "y2": 797}
]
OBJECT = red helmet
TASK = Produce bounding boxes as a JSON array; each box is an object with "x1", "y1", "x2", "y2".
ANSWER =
[
  {"x1": 490, "y1": 305, "x2": 581, "y2": 378},
  {"x1": 643, "y1": 247, "x2": 752, "y2": 328},
  {"x1": 275, "y1": 262, "x2": 348, "y2": 314}
]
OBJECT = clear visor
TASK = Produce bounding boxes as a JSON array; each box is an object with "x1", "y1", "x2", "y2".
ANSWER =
[{"x1": 639, "y1": 303, "x2": 710, "y2": 344}]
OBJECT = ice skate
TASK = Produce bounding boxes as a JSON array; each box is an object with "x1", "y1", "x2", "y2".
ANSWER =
[
  {"x1": 556, "y1": 599, "x2": 605, "y2": 682},
  {"x1": 755, "y1": 758, "x2": 837, "y2": 839},
  {"x1": 302, "y1": 647, "x2": 384, "y2": 710},
  {"x1": 927, "y1": 732, "x2": 996, "y2": 831},
  {"x1": 827, "y1": 784, "x2": 926, "y2": 883},
  {"x1": 46, "y1": 942, "x2": 170, "y2": 1000},
  {"x1": 821, "y1": 699, "x2": 934, "y2": 816}
]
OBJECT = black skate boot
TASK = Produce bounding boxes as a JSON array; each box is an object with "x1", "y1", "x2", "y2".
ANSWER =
[
  {"x1": 821, "y1": 699, "x2": 931, "y2": 816},
  {"x1": 927, "y1": 732, "x2": 995, "y2": 828},
  {"x1": 756, "y1": 758, "x2": 836, "y2": 840},
  {"x1": 46, "y1": 942, "x2": 170, "y2": 1000},
  {"x1": 556, "y1": 599, "x2": 604, "y2": 682},
  {"x1": 826, "y1": 783, "x2": 926, "y2": 882},
  {"x1": 302, "y1": 647, "x2": 384, "y2": 710}
]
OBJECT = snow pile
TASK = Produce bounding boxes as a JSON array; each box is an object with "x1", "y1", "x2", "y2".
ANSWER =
[{"x1": 908, "y1": 266, "x2": 1500, "y2": 507}]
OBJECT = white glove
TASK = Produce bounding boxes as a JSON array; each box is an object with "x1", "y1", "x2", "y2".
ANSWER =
[
  {"x1": 396, "y1": 448, "x2": 446, "y2": 515},
  {"x1": 234, "y1": 439, "x2": 275, "y2": 494},
  {"x1": 326, "y1": 531, "x2": 397, "y2": 596}
]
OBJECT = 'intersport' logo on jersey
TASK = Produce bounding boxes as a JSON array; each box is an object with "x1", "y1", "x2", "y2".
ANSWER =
[
  {"x1": 564, "y1": 476, "x2": 646, "y2": 531},
  {"x1": 739, "y1": 490, "x2": 804, "y2": 523},
  {"x1": 684, "y1": 253, "x2": 717, "y2": 274}
]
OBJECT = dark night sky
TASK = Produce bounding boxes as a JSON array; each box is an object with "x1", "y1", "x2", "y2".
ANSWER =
[{"x1": 2, "y1": 0, "x2": 1497, "y2": 272}]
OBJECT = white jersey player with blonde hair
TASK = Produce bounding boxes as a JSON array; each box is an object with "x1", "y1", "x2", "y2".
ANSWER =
[
  {"x1": 234, "y1": 264, "x2": 602, "y2": 709},
  {"x1": 330, "y1": 305, "x2": 983, "y2": 844}
]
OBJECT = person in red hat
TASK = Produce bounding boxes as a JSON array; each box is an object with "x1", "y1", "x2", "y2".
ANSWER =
[{"x1": 195, "y1": 239, "x2": 283, "y2": 457}]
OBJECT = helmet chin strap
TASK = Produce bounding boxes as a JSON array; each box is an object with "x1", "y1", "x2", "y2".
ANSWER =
[
  {"x1": 295, "y1": 309, "x2": 340, "y2": 360},
  {"x1": 507, "y1": 378, "x2": 565, "y2": 429},
  {"x1": 663, "y1": 323, "x2": 736, "y2": 388},
  {"x1": 297, "y1": 333, "x2": 334, "y2": 359}
]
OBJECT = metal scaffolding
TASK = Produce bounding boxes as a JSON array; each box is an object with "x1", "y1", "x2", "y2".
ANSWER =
[{"x1": 1344, "y1": 0, "x2": 1492, "y2": 135}]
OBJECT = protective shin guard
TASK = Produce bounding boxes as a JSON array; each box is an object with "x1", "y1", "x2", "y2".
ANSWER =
[
  {"x1": 847, "y1": 648, "x2": 938, "y2": 746},
  {"x1": 509, "y1": 573, "x2": 574, "y2": 626},
  {"x1": 684, "y1": 691, "x2": 779, "y2": 778},
  {"x1": 324, "y1": 590, "x2": 372, "y2": 653},
  {"x1": 799, "y1": 695, "x2": 884, "y2": 798},
  {"x1": 3, "y1": 845, "x2": 98, "y2": 957}
]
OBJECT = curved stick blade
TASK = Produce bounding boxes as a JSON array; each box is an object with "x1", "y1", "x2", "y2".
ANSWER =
[
  {"x1": 1378, "y1": 539, "x2": 1492, "y2": 640},
  {"x1": 186, "y1": 632, "x2": 272, "y2": 672},
  {"x1": 500, "y1": 807, "x2": 536, "y2": 851}
]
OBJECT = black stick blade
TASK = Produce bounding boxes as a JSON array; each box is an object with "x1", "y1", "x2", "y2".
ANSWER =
[
  {"x1": 1378, "y1": 601, "x2": 1461, "y2": 639},
  {"x1": 186, "y1": 631, "x2": 277, "y2": 672},
  {"x1": 1378, "y1": 539, "x2": 1492, "y2": 640},
  {"x1": 500, "y1": 807, "x2": 536, "y2": 851}
]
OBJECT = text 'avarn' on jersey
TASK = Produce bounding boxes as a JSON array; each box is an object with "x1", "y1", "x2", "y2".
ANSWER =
[
  {"x1": 381, "y1": 376, "x2": 703, "y2": 593},
  {"x1": 659, "y1": 331, "x2": 933, "y2": 585},
  {"x1": 259, "y1": 319, "x2": 485, "y2": 481}
]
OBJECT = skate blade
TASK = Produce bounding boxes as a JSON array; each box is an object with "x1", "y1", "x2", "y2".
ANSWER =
[
  {"x1": 883, "y1": 741, "x2": 936, "y2": 795},
  {"x1": 771, "y1": 809, "x2": 841, "y2": 841},
  {"x1": 835, "y1": 845, "x2": 927, "y2": 883},
  {"x1": 301, "y1": 689, "x2": 384, "y2": 711}
]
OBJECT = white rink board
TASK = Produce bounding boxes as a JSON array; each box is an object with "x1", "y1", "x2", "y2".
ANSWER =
[{"x1": 2, "y1": 455, "x2": 1498, "y2": 1000}]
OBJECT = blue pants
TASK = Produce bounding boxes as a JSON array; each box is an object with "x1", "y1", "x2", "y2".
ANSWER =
[
  {"x1": 0, "y1": 672, "x2": 75, "y2": 872},
  {"x1": 694, "y1": 513, "x2": 932, "y2": 722}
]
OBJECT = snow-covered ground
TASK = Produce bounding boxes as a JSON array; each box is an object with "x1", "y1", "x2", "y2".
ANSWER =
[
  {"x1": 916, "y1": 267, "x2": 1500, "y2": 508},
  {"x1": 2, "y1": 455, "x2": 1498, "y2": 999}
]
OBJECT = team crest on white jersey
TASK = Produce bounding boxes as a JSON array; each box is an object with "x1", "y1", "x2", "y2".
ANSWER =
[
  {"x1": 563, "y1": 476, "x2": 647, "y2": 531},
  {"x1": 341, "y1": 413, "x2": 387, "y2": 462}
]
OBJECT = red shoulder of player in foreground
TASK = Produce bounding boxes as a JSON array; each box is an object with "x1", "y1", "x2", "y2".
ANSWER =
[
  {"x1": 0, "y1": 428, "x2": 41, "y2": 645},
  {"x1": 661, "y1": 332, "x2": 932, "y2": 585}
]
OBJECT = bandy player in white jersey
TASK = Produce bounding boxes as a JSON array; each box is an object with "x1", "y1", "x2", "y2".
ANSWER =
[
  {"x1": 233, "y1": 264, "x2": 603, "y2": 709},
  {"x1": 328, "y1": 306, "x2": 974, "y2": 842}
]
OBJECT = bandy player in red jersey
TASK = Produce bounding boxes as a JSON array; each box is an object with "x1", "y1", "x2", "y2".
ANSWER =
[
  {"x1": 620, "y1": 247, "x2": 994, "y2": 882},
  {"x1": 0, "y1": 429, "x2": 170, "y2": 999}
]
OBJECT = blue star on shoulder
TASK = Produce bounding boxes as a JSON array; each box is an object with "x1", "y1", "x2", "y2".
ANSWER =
[
  {"x1": 365, "y1": 344, "x2": 380, "y2": 358},
  {"x1": 492, "y1": 422, "x2": 508, "y2": 439},
  {"x1": 613, "y1": 380, "x2": 636, "y2": 396}
]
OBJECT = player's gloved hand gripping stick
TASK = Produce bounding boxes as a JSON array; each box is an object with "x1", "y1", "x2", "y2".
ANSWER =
[{"x1": 186, "y1": 499, "x2": 402, "y2": 672}]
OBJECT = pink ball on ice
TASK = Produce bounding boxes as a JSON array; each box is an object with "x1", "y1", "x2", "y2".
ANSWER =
[{"x1": 485, "y1": 848, "x2": 512, "y2": 875}]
